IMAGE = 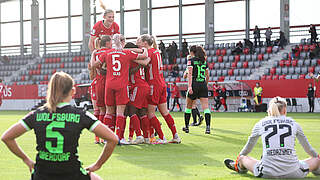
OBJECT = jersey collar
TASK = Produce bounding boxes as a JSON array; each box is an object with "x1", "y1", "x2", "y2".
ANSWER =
[{"x1": 57, "y1": 102, "x2": 70, "y2": 108}]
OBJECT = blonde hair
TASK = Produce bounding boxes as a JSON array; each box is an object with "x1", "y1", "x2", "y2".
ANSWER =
[
  {"x1": 267, "y1": 96, "x2": 287, "y2": 117},
  {"x1": 140, "y1": 34, "x2": 158, "y2": 49},
  {"x1": 45, "y1": 72, "x2": 74, "y2": 113},
  {"x1": 113, "y1": 34, "x2": 125, "y2": 51},
  {"x1": 94, "y1": 37, "x2": 101, "y2": 50}
]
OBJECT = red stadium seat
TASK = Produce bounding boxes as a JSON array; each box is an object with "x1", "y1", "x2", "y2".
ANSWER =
[
  {"x1": 209, "y1": 63, "x2": 214, "y2": 69},
  {"x1": 167, "y1": 65, "x2": 173, "y2": 71},
  {"x1": 221, "y1": 49, "x2": 226, "y2": 56},
  {"x1": 235, "y1": 55, "x2": 240, "y2": 62},
  {"x1": 279, "y1": 60, "x2": 285, "y2": 67},
  {"x1": 216, "y1": 49, "x2": 221, "y2": 56},
  {"x1": 273, "y1": 75, "x2": 279, "y2": 80},
  {"x1": 21, "y1": 76, "x2": 25, "y2": 81},
  {"x1": 175, "y1": 77, "x2": 181, "y2": 82},
  {"x1": 81, "y1": 56, "x2": 85, "y2": 62},
  {"x1": 292, "y1": 60, "x2": 298, "y2": 67},
  {"x1": 38, "y1": 64, "x2": 42, "y2": 69},
  {"x1": 303, "y1": 45, "x2": 309, "y2": 52},
  {"x1": 243, "y1": 61, "x2": 248, "y2": 68},
  {"x1": 163, "y1": 65, "x2": 167, "y2": 71},
  {"x1": 285, "y1": 60, "x2": 291, "y2": 67},
  {"x1": 317, "y1": 59, "x2": 320, "y2": 66},
  {"x1": 60, "y1": 63, "x2": 65, "y2": 68},
  {"x1": 29, "y1": 70, "x2": 33, "y2": 76},
  {"x1": 52, "y1": 69, "x2": 57, "y2": 74},
  {"x1": 299, "y1": 45, "x2": 303, "y2": 51},
  {"x1": 37, "y1": 70, "x2": 40, "y2": 75},
  {"x1": 228, "y1": 69, "x2": 234, "y2": 76},
  {"x1": 309, "y1": 66, "x2": 315, "y2": 73},
  {"x1": 270, "y1": 67, "x2": 276, "y2": 75},
  {"x1": 267, "y1": 47, "x2": 272, "y2": 54},
  {"x1": 45, "y1": 58, "x2": 49, "y2": 63},
  {"x1": 310, "y1": 44, "x2": 316, "y2": 51},
  {"x1": 243, "y1": 48, "x2": 249, "y2": 55},
  {"x1": 299, "y1": 74, "x2": 305, "y2": 79},
  {"x1": 258, "y1": 54, "x2": 264, "y2": 61},
  {"x1": 266, "y1": 75, "x2": 273, "y2": 80},
  {"x1": 279, "y1": 75, "x2": 286, "y2": 80},
  {"x1": 231, "y1": 62, "x2": 237, "y2": 68},
  {"x1": 261, "y1": 75, "x2": 267, "y2": 80},
  {"x1": 218, "y1": 56, "x2": 223, "y2": 63},
  {"x1": 44, "y1": 75, "x2": 48, "y2": 81},
  {"x1": 218, "y1": 76, "x2": 225, "y2": 81}
]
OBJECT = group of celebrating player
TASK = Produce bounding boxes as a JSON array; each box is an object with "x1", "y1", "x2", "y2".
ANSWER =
[{"x1": 87, "y1": 9, "x2": 180, "y2": 145}]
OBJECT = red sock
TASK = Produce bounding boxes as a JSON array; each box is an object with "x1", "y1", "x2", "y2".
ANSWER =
[
  {"x1": 93, "y1": 109, "x2": 100, "y2": 119},
  {"x1": 99, "y1": 112, "x2": 105, "y2": 123},
  {"x1": 164, "y1": 113, "x2": 177, "y2": 138},
  {"x1": 131, "y1": 114, "x2": 142, "y2": 137},
  {"x1": 104, "y1": 114, "x2": 115, "y2": 132},
  {"x1": 129, "y1": 116, "x2": 134, "y2": 138},
  {"x1": 150, "y1": 116, "x2": 164, "y2": 140},
  {"x1": 141, "y1": 115, "x2": 150, "y2": 138},
  {"x1": 116, "y1": 115, "x2": 126, "y2": 140}
]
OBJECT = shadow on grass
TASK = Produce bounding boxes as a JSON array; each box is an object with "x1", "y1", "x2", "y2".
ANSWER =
[
  {"x1": 112, "y1": 143, "x2": 221, "y2": 177},
  {"x1": 229, "y1": 172, "x2": 319, "y2": 179}
]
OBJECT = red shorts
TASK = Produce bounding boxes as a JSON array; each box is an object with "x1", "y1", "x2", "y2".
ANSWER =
[
  {"x1": 90, "y1": 79, "x2": 97, "y2": 101},
  {"x1": 148, "y1": 84, "x2": 167, "y2": 105},
  {"x1": 129, "y1": 84, "x2": 150, "y2": 109},
  {"x1": 96, "y1": 76, "x2": 106, "y2": 107},
  {"x1": 105, "y1": 85, "x2": 130, "y2": 106}
]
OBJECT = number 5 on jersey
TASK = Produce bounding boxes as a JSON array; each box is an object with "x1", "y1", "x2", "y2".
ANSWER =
[{"x1": 112, "y1": 55, "x2": 121, "y2": 76}]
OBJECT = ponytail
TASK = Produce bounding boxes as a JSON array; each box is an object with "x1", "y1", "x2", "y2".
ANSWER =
[
  {"x1": 194, "y1": 46, "x2": 206, "y2": 62},
  {"x1": 45, "y1": 72, "x2": 74, "y2": 113},
  {"x1": 151, "y1": 35, "x2": 158, "y2": 49},
  {"x1": 267, "y1": 96, "x2": 287, "y2": 117},
  {"x1": 99, "y1": 0, "x2": 107, "y2": 10}
]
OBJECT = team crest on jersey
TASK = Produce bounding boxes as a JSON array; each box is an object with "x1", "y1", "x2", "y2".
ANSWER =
[{"x1": 91, "y1": 29, "x2": 96, "y2": 35}]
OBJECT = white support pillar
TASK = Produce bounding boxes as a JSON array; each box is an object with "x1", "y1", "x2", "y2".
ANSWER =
[
  {"x1": 82, "y1": 0, "x2": 91, "y2": 52},
  {"x1": 140, "y1": 0, "x2": 148, "y2": 35},
  {"x1": 20, "y1": 0, "x2": 24, "y2": 55},
  {"x1": 68, "y1": 0, "x2": 71, "y2": 53},
  {"x1": 120, "y1": 0, "x2": 124, "y2": 34},
  {"x1": 31, "y1": 0, "x2": 40, "y2": 57},
  {"x1": 245, "y1": 0, "x2": 250, "y2": 40},
  {"x1": 205, "y1": 0, "x2": 214, "y2": 45},
  {"x1": 43, "y1": 0, "x2": 47, "y2": 55},
  {"x1": 178, "y1": 0, "x2": 182, "y2": 50},
  {"x1": 148, "y1": 0, "x2": 152, "y2": 35},
  {"x1": 280, "y1": 0, "x2": 290, "y2": 43},
  {"x1": 0, "y1": 3, "x2": 2, "y2": 56}
]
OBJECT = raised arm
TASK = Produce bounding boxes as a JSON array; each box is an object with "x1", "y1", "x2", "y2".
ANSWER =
[
  {"x1": 89, "y1": 36, "x2": 96, "y2": 52},
  {"x1": 187, "y1": 66, "x2": 193, "y2": 94}
]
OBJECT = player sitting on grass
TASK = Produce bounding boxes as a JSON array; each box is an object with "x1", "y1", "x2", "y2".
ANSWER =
[
  {"x1": 224, "y1": 96, "x2": 320, "y2": 179},
  {"x1": 1, "y1": 72, "x2": 118, "y2": 180}
]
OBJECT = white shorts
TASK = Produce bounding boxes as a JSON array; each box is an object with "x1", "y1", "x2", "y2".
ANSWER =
[{"x1": 253, "y1": 160, "x2": 309, "y2": 179}]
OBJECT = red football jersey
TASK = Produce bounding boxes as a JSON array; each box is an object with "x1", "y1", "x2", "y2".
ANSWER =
[
  {"x1": 145, "y1": 48, "x2": 165, "y2": 86},
  {"x1": 90, "y1": 21, "x2": 120, "y2": 37},
  {"x1": 129, "y1": 62, "x2": 147, "y2": 86},
  {"x1": 93, "y1": 48, "x2": 111, "y2": 77},
  {"x1": 0, "y1": 83, "x2": 4, "y2": 96},
  {"x1": 213, "y1": 84, "x2": 220, "y2": 97},
  {"x1": 171, "y1": 85, "x2": 180, "y2": 98},
  {"x1": 103, "y1": 49, "x2": 139, "y2": 89}
]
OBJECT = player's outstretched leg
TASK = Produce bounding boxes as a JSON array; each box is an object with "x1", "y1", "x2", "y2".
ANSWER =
[
  {"x1": 224, "y1": 155, "x2": 252, "y2": 174},
  {"x1": 204, "y1": 109, "x2": 211, "y2": 134},
  {"x1": 159, "y1": 103, "x2": 181, "y2": 143}
]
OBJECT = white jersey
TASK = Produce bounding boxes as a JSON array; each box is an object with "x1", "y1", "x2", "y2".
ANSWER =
[{"x1": 240, "y1": 115, "x2": 318, "y2": 176}]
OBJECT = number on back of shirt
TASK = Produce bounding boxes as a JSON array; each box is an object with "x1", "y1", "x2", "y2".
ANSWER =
[
  {"x1": 264, "y1": 124, "x2": 292, "y2": 148},
  {"x1": 112, "y1": 55, "x2": 121, "y2": 76}
]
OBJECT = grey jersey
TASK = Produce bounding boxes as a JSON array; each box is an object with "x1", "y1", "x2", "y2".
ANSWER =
[{"x1": 240, "y1": 116, "x2": 318, "y2": 176}]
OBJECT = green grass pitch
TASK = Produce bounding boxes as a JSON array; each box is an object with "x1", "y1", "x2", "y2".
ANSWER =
[{"x1": 0, "y1": 111, "x2": 319, "y2": 180}]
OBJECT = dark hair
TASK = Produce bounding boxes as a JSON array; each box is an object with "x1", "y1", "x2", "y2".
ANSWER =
[
  {"x1": 194, "y1": 46, "x2": 206, "y2": 62},
  {"x1": 124, "y1": 42, "x2": 138, "y2": 48},
  {"x1": 190, "y1": 45, "x2": 197, "y2": 54},
  {"x1": 100, "y1": 35, "x2": 112, "y2": 47}
]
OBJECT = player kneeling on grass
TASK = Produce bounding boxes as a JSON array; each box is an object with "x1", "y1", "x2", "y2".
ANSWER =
[
  {"x1": 224, "y1": 96, "x2": 320, "y2": 179},
  {"x1": 1, "y1": 72, "x2": 118, "y2": 180}
]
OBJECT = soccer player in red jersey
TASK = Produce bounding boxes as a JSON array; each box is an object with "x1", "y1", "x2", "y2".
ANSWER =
[
  {"x1": 99, "y1": 34, "x2": 150, "y2": 145},
  {"x1": 89, "y1": 9, "x2": 120, "y2": 51},
  {"x1": 123, "y1": 42, "x2": 151, "y2": 144},
  {"x1": 90, "y1": 35, "x2": 113, "y2": 143},
  {"x1": 212, "y1": 81, "x2": 220, "y2": 111},
  {"x1": 138, "y1": 34, "x2": 181, "y2": 144}
]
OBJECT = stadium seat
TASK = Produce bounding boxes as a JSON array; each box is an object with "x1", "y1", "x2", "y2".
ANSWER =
[
  {"x1": 218, "y1": 76, "x2": 225, "y2": 81},
  {"x1": 266, "y1": 75, "x2": 272, "y2": 80},
  {"x1": 276, "y1": 67, "x2": 281, "y2": 75},
  {"x1": 279, "y1": 75, "x2": 286, "y2": 80},
  {"x1": 216, "y1": 49, "x2": 221, "y2": 56},
  {"x1": 218, "y1": 56, "x2": 223, "y2": 62},
  {"x1": 255, "y1": 47, "x2": 260, "y2": 54},
  {"x1": 267, "y1": 47, "x2": 272, "y2": 54},
  {"x1": 261, "y1": 75, "x2": 267, "y2": 80},
  {"x1": 303, "y1": 45, "x2": 309, "y2": 52},
  {"x1": 288, "y1": 67, "x2": 294, "y2": 74},
  {"x1": 254, "y1": 61, "x2": 260, "y2": 67},
  {"x1": 243, "y1": 48, "x2": 249, "y2": 55},
  {"x1": 229, "y1": 76, "x2": 236, "y2": 81},
  {"x1": 282, "y1": 67, "x2": 288, "y2": 74},
  {"x1": 237, "y1": 62, "x2": 242, "y2": 68},
  {"x1": 292, "y1": 75, "x2": 298, "y2": 79},
  {"x1": 260, "y1": 47, "x2": 266, "y2": 54},
  {"x1": 220, "y1": 63, "x2": 225, "y2": 69},
  {"x1": 245, "y1": 55, "x2": 251, "y2": 61},
  {"x1": 239, "y1": 69, "x2": 245, "y2": 76},
  {"x1": 248, "y1": 62, "x2": 254, "y2": 68},
  {"x1": 210, "y1": 70, "x2": 216, "y2": 76},
  {"x1": 224, "y1": 76, "x2": 230, "y2": 81},
  {"x1": 235, "y1": 55, "x2": 240, "y2": 62},
  {"x1": 221, "y1": 49, "x2": 227, "y2": 56},
  {"x1": 228, "y1": 55, "x2": 234, "y2": 62},
  {"x1": 258, "y1": 54, "x2": 264, "y2": 61},
  {"x1": 243, "y1": 61, "x2": 248, "y2": 68},
  {"x1": 308, "y1": 66, "x2": 315, "y2": 73},
  {"x1": 207, "y1": 56, "x2": 213, "y2": 63},
  {"x1": 292, "y1": 60, "x2": 298, "y2": 67},
  {"x1": 212, "y1": 56, "x2": 218, "y2": 62},
  {"x1": 264, "y1": 68, "x2": 269, "y2": 75},
  {"x1": 286, "y1": 75, "x2": 292, "y2": 79},
  {"x1": 223, "y1": 56, "x2": 228, "y2": 62},
  {"x1": 225, "y1": 62, "x2": 231, "y2": 69},
  {"x1": 228, "y1": 69, "x2": 234, "y2": 76},
  {"x1": 270, "y1": 67, "x2": 276, "y2": 75},
  {"x1": 273, "y1": 75, "x2": 279, "y2": 80},
  {"x1": 311, "y1": 59, "x2": 317, "y2": 66},
  {"x1": 216, "y1": 69, "x2": 222, "y2": 76},
  {"x1": 285, "y1": 60, "x2": 291, "y2": 67},
  {"x1": 279, "y1": 60, "x2": 285, "y2": 67},
  {"x1": 304, "y1": 60, "x2": 311, "y2": 66},
  {"x1": 222, "y1": 69, "x2": 228, "y2": 76},
  {"x1": 245, "y1": 69, "x2": 251, "y2": 76},
  {"x1": 214, "y1": 63, "x2": 220, "y2": 69},
  {"x1": 231, "y1": 62, "x2": 237, "y2": 68}
]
